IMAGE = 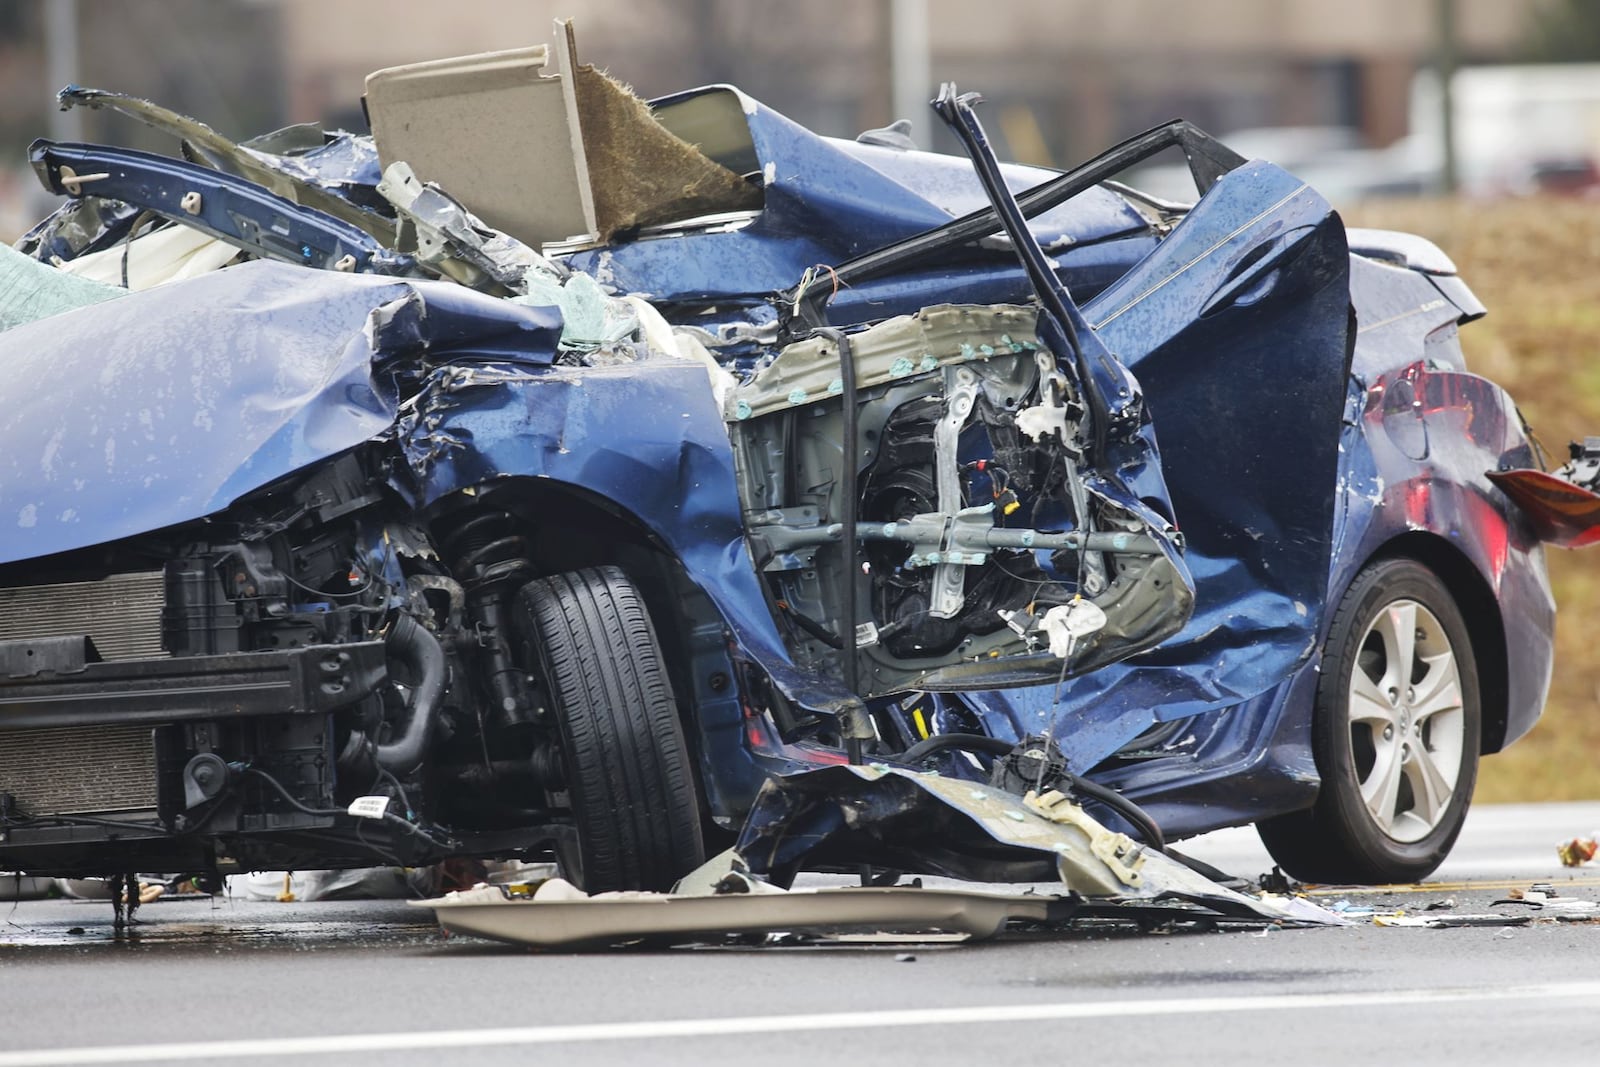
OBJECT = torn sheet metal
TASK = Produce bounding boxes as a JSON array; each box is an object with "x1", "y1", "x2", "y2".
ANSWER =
[
  {"x1": 375, "y1": 161, "x2": 548, "y2": 293},
  {"x1": 413, "y1": 765, "x2": 1348, "y2": 948},
  {"x1": 0, "y1": 44, "x2": 1555, "y2": 887},
  {"x1": 55, "y1": 86, "x2": 394, "y2": 242},
  {"x1": 728, "y1": 303, "x2": 1042, "y2": 421},
  {"x1": 727, "y1": 765, "x2": 1328, "y2": 923},
  {"x1": 392, "y1": 356, "x2": 855, "y2": 722}
]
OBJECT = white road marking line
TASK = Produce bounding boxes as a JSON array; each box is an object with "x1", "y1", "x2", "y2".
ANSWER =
[{"x1": 5, "y1": 982, "x2": 1600, "y2": 1065}]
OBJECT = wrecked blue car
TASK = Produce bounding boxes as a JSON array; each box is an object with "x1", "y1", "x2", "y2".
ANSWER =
[{"x1": 0, "y1": 39, "x2": 1553, "y2": 892}]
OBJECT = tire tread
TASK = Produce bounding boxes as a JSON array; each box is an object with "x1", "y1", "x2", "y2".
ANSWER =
[{"x1": 517, "y1": 566, "x2": 704, "y2": 892}]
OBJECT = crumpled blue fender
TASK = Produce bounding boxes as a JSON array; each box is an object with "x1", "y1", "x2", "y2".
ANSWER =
[{"x1": 392, "y1": 357, "x2": 862, "y2": 713}]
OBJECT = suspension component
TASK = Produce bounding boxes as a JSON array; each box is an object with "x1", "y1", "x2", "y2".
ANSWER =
[{"x1": 438, "y1": 509, "x2": 537, "y2": 730}]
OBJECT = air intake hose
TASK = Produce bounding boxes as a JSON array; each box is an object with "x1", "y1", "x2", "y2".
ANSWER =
[{"x1": 374, "y1": 613, "x2": 447, "y2": 775}]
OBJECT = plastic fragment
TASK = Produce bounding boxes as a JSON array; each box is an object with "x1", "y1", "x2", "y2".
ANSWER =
[
  {"x1": 1256, "y1": 894, "x2": 1354, "y2": 926},
  {"x1": 1328, "y1": 899, "x2": 1377, "y2": 918},
  {"x1": 1040, "y1": 599, "x2": 1107, "y2": 659},
  {"x1": 1375, "y1": 913, "x2": 1531, "y2": 929},
  {"x1": 1557, "y1": 837, "x2": 1597, "y2": 867}
]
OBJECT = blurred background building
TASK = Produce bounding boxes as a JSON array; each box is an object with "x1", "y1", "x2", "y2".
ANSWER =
[{"x1": 1, "y1": 0, "x2": 1597, "y2": 237}]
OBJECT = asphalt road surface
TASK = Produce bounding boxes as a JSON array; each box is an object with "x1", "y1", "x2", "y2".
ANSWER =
[{"x1": 4, "y1": 802, "x2": 1600, "y2": 1066}]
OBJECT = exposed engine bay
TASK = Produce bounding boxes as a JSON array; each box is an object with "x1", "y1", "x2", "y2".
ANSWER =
[{"x1": 0, "y1": 455, "x2": 573, "y2": 876}]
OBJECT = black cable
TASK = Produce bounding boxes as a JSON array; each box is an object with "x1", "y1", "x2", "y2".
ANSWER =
[
  {"x1": 245, "y1": 766, "x2": 450, "y2": 852},
  {"x1": 376, "y1": 767, "x2": 417, "y2": 822},
  {"x1": 1067, "y1": 773, "x2": 1166, "y2": 853},
  {"x1": 120, "y1": 209, "x2": 156, "y2": 289},
  {"x1": 245, "y1": 767, "x2": 344, "y2": 817},
  {"x1": 837, "y1": 327, "x2": 861, "y2": 710},
  {"x1": 776, "y1": 600, "x2": 844, "y2": 650},
  {"x1": 899, "y1": 732, "x2": 1015, "y2": 763}
]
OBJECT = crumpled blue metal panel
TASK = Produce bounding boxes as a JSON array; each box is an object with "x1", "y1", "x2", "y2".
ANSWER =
[
  {"x1": 252, "y1": 131, "x2": 391, "y2": 212},
  {"x1": 0, "y1": 260, "x2": 561, "y2": 564},
  {"x1": 563, "y1": 87, "x2": 1152, "y2": 303},
  {"x1": 393, "y1": 357, "x2": 857, "y2": 714},
  {"x1": 951, "y1": 162, "x2": 1354, "y2": 772}
]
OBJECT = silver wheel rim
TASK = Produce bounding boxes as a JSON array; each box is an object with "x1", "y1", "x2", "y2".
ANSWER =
[{"x1": 1347, "y1": 598, "x2": 1465, "y2": 844}]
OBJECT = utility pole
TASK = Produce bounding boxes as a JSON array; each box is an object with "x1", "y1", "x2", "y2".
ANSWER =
[
  {"x1": 45, "y1": 0, "x2": 84, "y2": 143},
  {"x1": 1435, "y1": 0, "x2": 1458, "y2": 194},
  {"x1": 889, "y1": 0, "x2": 931, "y2": 148}
]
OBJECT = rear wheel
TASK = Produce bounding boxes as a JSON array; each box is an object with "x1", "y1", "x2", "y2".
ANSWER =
[
  {"x1": 1258, "y1": 558, "x2": 1480, "y2": 884},
  {"x1": 515, "y1": 566, "x2": 705, "y2": 892}
]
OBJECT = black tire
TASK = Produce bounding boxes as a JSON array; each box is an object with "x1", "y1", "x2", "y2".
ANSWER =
[
  {"x1": 1257, "y1": 558, "x2": 1480, "y2": 884},
  {"x1": 515, "y1": 566, "x2": 705, "y2": 892}
]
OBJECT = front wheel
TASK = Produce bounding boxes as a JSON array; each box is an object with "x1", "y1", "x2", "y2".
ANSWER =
[
  {"x1": 515, "y1": 566, "x2": 705, "y2": 892},
  {"x1": 1258, "y1": 558, "x2": 1480, "y2": 884}
]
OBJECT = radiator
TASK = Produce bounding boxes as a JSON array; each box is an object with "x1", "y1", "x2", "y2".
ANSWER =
[
  {"x1": 0, "y1": 724, "x2": 157, "y2": 815},
  {"x1": 0, "y1": 571, "x2": 166, "y2": 661}
]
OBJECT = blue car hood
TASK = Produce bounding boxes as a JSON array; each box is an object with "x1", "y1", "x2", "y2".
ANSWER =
[{"x1": 0, "y1": 260, "x2": 561, "y2": 564}]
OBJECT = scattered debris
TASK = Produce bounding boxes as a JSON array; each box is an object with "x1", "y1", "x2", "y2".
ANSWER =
[
  {"x1": 1327, "y1": 899, "x2": 1381, "y2": 919},
  {"x1": 416, "y1": 765, "x2": 1349, "y2": 949},
  {"x1": 1557, "y1": 837, "x2": 1598, "y2": 867},
  {"x1": 1492, "y1": 888, "x2": 1600, "y2": 916},
  {"x1": 1258, "y1": 867, "x2": 1297, "y2": 894},
  {"x1": 1256, "y1": 893, "x2": 1355, "y2": 927},
  {"x1": 1488, "y1": 439, "x2": 1600, "y2": 548},
  {"x1": 1373, "y1": 914, "x2": 1531, "y2": 929}
]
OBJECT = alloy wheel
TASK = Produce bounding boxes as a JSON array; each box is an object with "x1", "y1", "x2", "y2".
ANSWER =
[{"x1": 1347, "y1": 598, "x2": 1466, "y2": 844}]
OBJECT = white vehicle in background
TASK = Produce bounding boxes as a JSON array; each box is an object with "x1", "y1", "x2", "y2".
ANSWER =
[{"x1": 1412, "y1": 63, "x2": 1600, "y2": 196}]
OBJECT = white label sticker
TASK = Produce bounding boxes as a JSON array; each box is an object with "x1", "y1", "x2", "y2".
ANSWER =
[{"x1": 347, "y1": 795, "x2": 391, "y2": 820}]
